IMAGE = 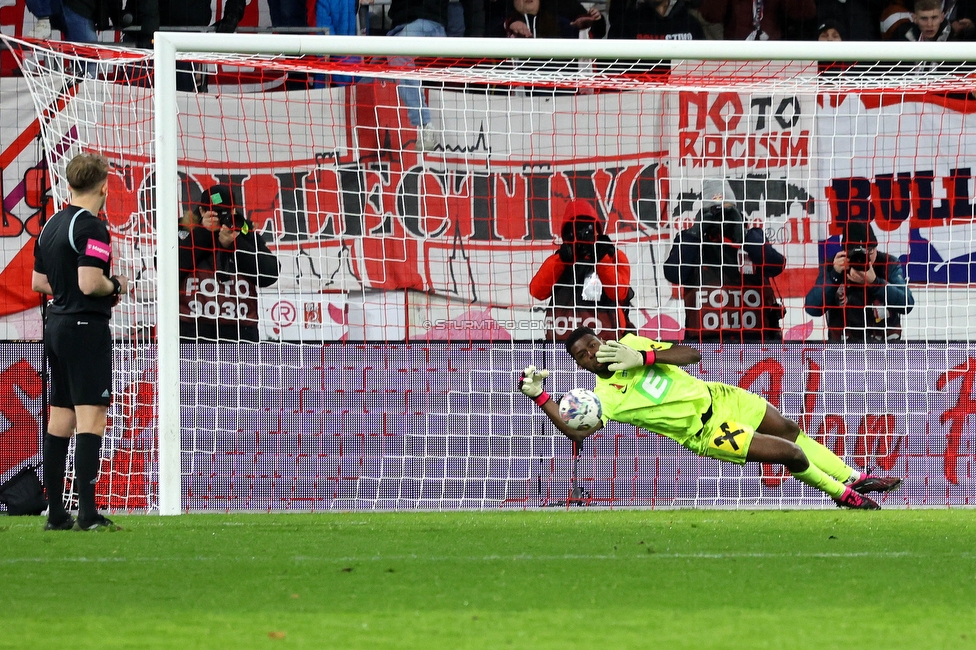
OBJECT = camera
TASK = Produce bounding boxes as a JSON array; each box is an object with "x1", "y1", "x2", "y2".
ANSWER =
[
  {"x1": 701, "y1": 203, "x2": 744, "y2": 244},
  {"x1": 217, "y1": 208, "x2": 252, "y2": 236},
  {"x1": 216, "y1": 208, "x2": 236, "y2": 229},
  {"x1": 572, "y1": 220, "x2": 596, "y2": 242},
  {"x1": 847, "y1": 246, "x2": 870, "y2": 270}
]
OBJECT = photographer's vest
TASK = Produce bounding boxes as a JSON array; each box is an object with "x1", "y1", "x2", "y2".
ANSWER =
[
  {"x1": 682, "y1": 259, "x2": 782, "y2": 342},
  {"x1": 549, "y1": 261, "x2": 634, "y2": 340},
  {"x1": 178, "y1": 255, "x2": 259, "y2": 331}
]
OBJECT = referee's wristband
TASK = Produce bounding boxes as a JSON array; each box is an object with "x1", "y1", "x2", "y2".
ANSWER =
[
  {"x1": 109, "y1": 276, "x2": 122, "y2": 296},
  {"x1": 532, "y1": 391, "x2": 551, "y2": 407}
]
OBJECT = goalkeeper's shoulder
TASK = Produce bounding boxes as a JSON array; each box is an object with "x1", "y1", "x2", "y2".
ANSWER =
[
  {"x1": 619, "y1": 333, "x2": 673, "y2": 353},
  {"x1": 616, "y1": 334, "x2": 700, "y2": 367}
]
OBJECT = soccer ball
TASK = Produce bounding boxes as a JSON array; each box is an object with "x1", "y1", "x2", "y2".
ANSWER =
[{"x1": 558, "y1": 389, "x2": 603, "y2": 431}]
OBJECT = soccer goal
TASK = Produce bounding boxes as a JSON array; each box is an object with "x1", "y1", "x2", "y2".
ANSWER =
[{"x1": 4, "y1": 33, "x2": 976, "y2": 513}]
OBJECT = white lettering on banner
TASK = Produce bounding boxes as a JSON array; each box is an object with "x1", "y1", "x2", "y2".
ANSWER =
[
  {"x1": 701, "y1": 310, "x2": 759, "y2": 330},
  {"x1": 692, "y1": 289, "x2": 763, "y2": 309},
  {"x1": 184, "y1": 278, "x2": 252, "y2": 321},
  {"x1": 5, "y1": 75, "x2": 976, "y2": 341},
  {"x1": 550, "y1": 314, "x2": 605, "y2": 335}
]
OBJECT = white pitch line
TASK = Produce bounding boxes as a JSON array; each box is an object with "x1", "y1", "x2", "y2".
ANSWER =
[{"x1": 3, "y1": 551, "x2": 944, "y2": 564}]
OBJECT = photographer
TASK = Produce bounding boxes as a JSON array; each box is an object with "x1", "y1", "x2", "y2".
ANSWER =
[
  {"x1": 663, "y1": 202, "x2": 786, "y2": 343},
  {"x1": 529, "y1": 199, "x2": 634, "y2": 340},
  {"x1": 178, "y1": 185, "x2": 280, "y2": 342},
  {"x1": 804, "y1": 222, "x2": 914, "y2": 342}
]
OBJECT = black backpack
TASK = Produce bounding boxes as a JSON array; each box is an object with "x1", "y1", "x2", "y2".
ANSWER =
[{"x1": 0, "y1": 465, "x2": 47, "y2": 516}]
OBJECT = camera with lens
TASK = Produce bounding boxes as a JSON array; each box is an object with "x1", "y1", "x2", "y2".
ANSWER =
[
  {"x1": 216, "y1": 207, "x2": 236, "y2": 229},
  {"x1": 200, "y1": 185, "x2": 250, "y2": 233},
  {"x1": 701, "y1": 203, "x2": 744, "y2": 245},
  {"x1": 847, "y1": 246, "x2": 870, "y2": 271}
]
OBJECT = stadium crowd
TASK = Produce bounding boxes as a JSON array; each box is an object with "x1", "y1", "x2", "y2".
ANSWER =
[{"x1": 3, "y1": 0, "x2": 973, "y2": 58}]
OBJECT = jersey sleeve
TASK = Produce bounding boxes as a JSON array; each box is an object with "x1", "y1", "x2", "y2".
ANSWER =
[
  {"x1": 74, "y1": 217, "x2": 112, "y2": 271},
  {"x1": 32, "y1": 237, "x2": 46, "y2": 274}
]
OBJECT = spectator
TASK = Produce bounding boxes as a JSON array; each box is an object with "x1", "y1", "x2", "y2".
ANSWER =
[
  {"x1": 497, "y1": 0, "x2": 604, "y2": 39},
  {"x1": 122, "y1": 0, "x2": 242, "y2": 91},
  {"x1": 387, "y1": 0, "x2": 449, "y2": 152},
  {"x1": 46, "y1": 0, "x2": 99, "y2": 43},
  {"x1": 608, "y1": 0, "x2": 705, "y2": 39},
  {"x1": 817, "y1": 0, "x2": 881, "y2": 40},
  {"x1": 803, "y1": 222, "x2": 915, "y2": 342},
  {"x1": 502, "y1": 0, "x2": 566, "y2": 37},
  {"x1": 447, "y1": 0, "x2": 487, "y2": 36},
  {"x1": 529, "y1": 199, "x2": 634, "y2": 341},
  {"x1": 663, "y1": 199, "x2": 786, "y2": 343},
  {"x1": 879, "y1": 0, "x2": 913, "y2": 38},
  {"x1": 947, "y1": 0, "x2": 976, "y2": 39},
  {"x1": 904, "y1": 0, "x2": 951, "y2": 39},
  {"x1": 316, "y1": 0, "x2": 357, "y2": 86},
  {"x1": 698, "y1": 0, "x2": 815, "y2": 40},
  {"x1": 816, "y1": 18, "x2": 845, "y2": 40},
  {"x1": 25, "y1": 0, "x2": 53, "y2": 40},
  {"x1": 125, "y1": 0, "x2": 242, "y2": 47},
  {"x1": 275, "y1": 0, "x2": 311, "y2": 30},
  {"x1": 179, "y1": 185, "x2": 280, "y2": 342},
  {"x1": 555, "y1": 0, "x2": 606, "y2": 37}
]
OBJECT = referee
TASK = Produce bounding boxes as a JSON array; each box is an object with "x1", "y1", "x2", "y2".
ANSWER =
[{"x1": 32, "y1": 153, "x2": 129, "y2": 531}]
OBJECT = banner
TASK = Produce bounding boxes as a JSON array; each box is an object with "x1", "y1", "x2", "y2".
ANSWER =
[{"x1": 3, "y1": 69, "x2": 976, "y2": 341}]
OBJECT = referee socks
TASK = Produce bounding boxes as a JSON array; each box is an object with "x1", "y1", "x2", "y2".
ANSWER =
[
  {"x1": 43, "y1": 433, "x2": 71, "y2": 521},
  {"x1": 74, "y1": 433, "x2": 103, "y2": 524}
]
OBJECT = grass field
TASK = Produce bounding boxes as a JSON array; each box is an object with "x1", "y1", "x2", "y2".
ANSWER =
[{"x1": 2, "y1": 509, "x2": 975, "y2": 649}]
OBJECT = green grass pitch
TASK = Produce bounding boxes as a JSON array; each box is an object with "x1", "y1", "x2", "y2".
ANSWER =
[{"x1": 2, "y1": 510, "x2": 975, "y2": 649}]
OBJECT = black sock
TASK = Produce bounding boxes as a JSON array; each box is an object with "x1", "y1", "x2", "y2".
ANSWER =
[
  {"x1": 43, "y1": 434, "x2": 71, "y2": 521},
  {"x1": 74, "y1": 433, "x2": 103, "y2": 523}
]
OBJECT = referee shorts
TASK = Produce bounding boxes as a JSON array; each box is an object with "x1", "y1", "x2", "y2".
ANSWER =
[{"x1": 45, "y1": 313, "x2": 112, "y2": 408}]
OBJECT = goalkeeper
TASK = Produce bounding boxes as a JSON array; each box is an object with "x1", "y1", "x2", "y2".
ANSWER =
[{"x1": 519, "y1": 326, "x2": 902, "y2": 509}]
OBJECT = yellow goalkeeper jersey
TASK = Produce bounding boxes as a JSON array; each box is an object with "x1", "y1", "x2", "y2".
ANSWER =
[{"x1": 592, "y1": 334, "x2": 711, "y2": 447}]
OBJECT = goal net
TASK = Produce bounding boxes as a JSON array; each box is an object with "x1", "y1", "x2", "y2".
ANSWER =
[{"x1": 3, "y1": 34, "x2": 976, "y2": 512}]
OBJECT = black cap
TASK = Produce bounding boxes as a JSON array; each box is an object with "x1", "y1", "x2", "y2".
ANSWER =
[
  {"x1": 817, "y1": 19, "x2": 845, "y2": 39},
  {"x1": 842, "y1": 222, "x2": 878, "y2": 250},
  {"x1": 200, "y1": 185, "x2": 238, "y2": 214}
]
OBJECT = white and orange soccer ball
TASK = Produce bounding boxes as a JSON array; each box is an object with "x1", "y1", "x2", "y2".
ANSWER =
[{"x1": 558, "y1": 389, "x2": 603, "y2": 431}]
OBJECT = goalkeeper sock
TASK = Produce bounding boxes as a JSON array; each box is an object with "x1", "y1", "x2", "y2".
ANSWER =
[
  {"x1": 74, "y1": 433, "x2": 103, "y2": 523},
  {"x1": 43, "y1": 433, "x2": 71, "y2": 520},
  {"x1": 794, "y1": 432, "x2": 858, "y2": 483},
  {"x1": 792, "y1": 463, "x2": 846, "y2": 499}
]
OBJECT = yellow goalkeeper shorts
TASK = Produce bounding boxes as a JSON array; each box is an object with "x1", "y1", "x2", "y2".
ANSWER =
[{"x1": 693, "y1": 382, "x2": 770, "y2": 465}]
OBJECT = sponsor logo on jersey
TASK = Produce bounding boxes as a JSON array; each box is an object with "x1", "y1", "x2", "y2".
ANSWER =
[{"x1": 84, "y1": 239, "x2": 111, "y2": 262}]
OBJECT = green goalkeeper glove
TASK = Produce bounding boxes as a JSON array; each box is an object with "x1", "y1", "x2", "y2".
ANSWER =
[
  {"x1": 596, "y1": 340, "x2": 655, "y2": 372},
  {"x1": 519, "y1": 365, "x2": 551, "y2": 406}
]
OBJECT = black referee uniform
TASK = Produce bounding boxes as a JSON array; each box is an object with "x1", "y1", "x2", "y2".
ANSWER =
[
  {"x1": 34, "y1": 205, "x2": 118, "y2": 528},
  {"x1": 34, "y1": 206, "x2": 116, "y2": 406}
]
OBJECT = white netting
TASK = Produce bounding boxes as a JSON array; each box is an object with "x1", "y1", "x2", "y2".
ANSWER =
[{"x1": 4, "y1": 34, "x2": 976, "y2": 511}]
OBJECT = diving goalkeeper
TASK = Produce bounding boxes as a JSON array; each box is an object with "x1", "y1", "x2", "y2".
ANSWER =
[{"x1": 518, "y1": 326, "x2": 902, "y2": 510}]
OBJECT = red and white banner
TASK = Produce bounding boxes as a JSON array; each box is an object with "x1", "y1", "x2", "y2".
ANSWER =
[{"x1": 3, "y1": 67, "x2": 976, "y2": 341}]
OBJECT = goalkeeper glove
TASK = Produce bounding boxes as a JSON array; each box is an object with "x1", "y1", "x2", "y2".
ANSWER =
[
  {"x1": 596, "y1": 340, "x2": 655, "y2": 372},
  {"x1": 519, "y1": 365, "x2": 551, "y2": 406}
]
